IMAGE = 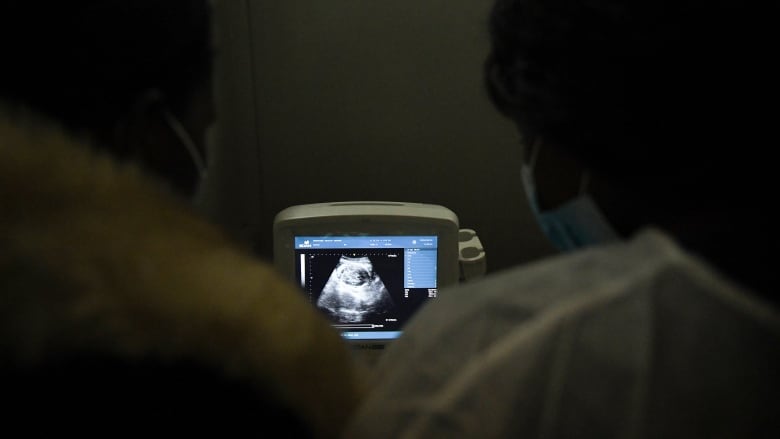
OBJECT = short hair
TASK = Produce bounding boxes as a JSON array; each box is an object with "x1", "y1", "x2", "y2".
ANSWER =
[
  {"x1": 484, "y1": 0, "x2": 775, "y2": 199},
  {"x1": 0, "y1": 1, "x2": 212, "y2": 139}
]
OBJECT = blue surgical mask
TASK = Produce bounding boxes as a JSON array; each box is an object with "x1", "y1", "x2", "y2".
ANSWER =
[{"x1": 521, "y1": 147, "x2": 619, "y2": 252}]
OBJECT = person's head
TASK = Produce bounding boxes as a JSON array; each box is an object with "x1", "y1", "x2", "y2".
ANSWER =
[
  {"x1": 0, "y1": 0, "x2": 215, "y2": 198},
  {"x1": 485, "y1": 0, "x2": 776, "y2": 295}
]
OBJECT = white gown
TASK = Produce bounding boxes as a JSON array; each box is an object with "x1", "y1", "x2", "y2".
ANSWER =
[{"x1": 343, "y1": 229, "x2": 780, "y2": 438}]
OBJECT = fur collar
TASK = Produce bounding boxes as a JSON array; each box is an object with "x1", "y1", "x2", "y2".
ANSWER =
[{"x1": 0, "y1": 111, "x2": 366, "y2": 437}]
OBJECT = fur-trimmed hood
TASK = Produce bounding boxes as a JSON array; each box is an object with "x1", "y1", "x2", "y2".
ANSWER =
[{"x1": 0, "y1": 111, "x2": 366, "y2": 437}]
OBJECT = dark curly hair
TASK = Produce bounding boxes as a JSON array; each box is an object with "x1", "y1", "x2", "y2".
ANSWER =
[{"x1": 485, "y1": 0, "x2": 774, "y2": 199}]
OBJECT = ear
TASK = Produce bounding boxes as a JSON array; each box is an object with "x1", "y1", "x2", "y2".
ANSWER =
[
  {"x1": 110, "y1": 89, "x2": 169, "y2": 164},
  {"x1": 531, "y1": 139, "x2": 589, "y2": 211},
  {"x1": 110, "y1": 89, "x2": 203, "y2": 197}
]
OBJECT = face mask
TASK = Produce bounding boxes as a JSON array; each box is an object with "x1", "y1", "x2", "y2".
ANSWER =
[
  {"x1": 162, "y1": 108, "x2": 208, "y2": 180},
  {"x1": 521, "y1": 146, "x2": 619, "y2": 252}
]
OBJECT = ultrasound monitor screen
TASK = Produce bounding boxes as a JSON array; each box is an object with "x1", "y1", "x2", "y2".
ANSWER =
[{"x1": 294, "y1": 235, "x2": 438, "y2": 341}]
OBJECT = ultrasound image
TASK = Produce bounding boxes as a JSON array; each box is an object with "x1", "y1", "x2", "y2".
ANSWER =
[{"x1": 316, "y1": 256, "x2": 395, "y2": 323}]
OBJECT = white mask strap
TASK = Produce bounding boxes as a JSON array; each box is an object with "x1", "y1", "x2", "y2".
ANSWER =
[
  {"x1": 532, "y1": 137, "x2": 590, "y2": 196},
  {"x1": 528, "y1": 137, "x2": 541, "y2": 170},
  {"x1": 162, "y1": 109, "x2": 207, "y2": 178}
]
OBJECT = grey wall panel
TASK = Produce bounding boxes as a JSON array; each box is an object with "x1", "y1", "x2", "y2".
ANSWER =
[{"x1": 203, "y1": 0, "x2": 556, "y2": 272}]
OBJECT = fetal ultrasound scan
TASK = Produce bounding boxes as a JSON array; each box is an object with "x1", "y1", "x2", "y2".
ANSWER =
[
  {"x1": 317, "y1": 255, "x2": 395, "y2": 323},
  {"x1": 296, "y1": 242, "x2": 435, "y2": 338}
]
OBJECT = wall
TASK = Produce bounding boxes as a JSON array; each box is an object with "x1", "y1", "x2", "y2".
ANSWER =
[{"x1": 198, "y1": 0, "x2": 557, "y2": 273}]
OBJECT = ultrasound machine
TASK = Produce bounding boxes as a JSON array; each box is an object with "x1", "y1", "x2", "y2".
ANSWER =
[{"x1": 273, "y1": 201, "x2": 485, "y2": 361}]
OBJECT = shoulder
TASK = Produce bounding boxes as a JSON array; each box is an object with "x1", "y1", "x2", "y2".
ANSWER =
[
  {"x1": 368, "y1": 229, "x2": 684, "y2": 366},
  {"x1": 345, "y1": 228, "x2": 780, "y2": 438},
  {"x1": 0, "y1": 112, "x2": 367, "y2": 437}
]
